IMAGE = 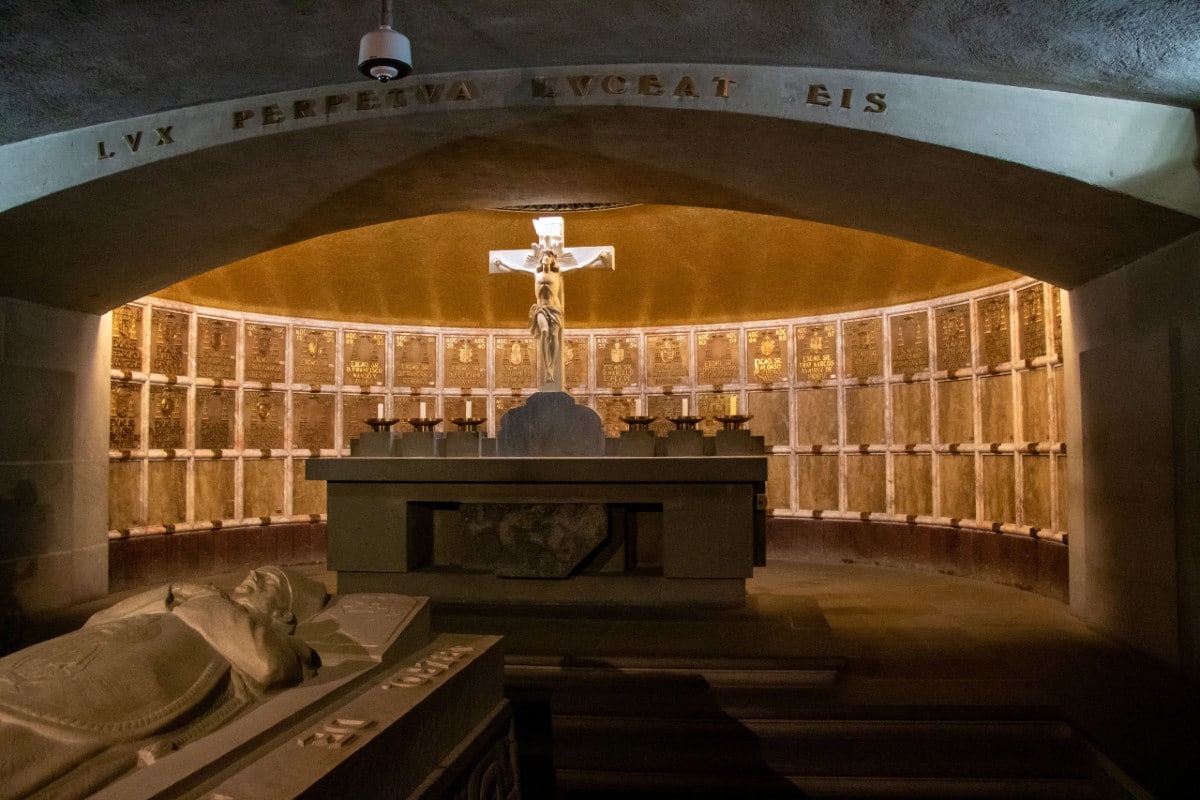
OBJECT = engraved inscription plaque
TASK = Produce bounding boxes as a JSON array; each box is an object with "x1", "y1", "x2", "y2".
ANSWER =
[
  {"x1": 844, "y1": 317, "x2": 882, "y2": 379},
  {"x1": 150, "y1": 309, "x2": 188, "y2": 376},
  {"x1": 149, "y1": 385, "x2": 187, "y2": 449},
  {"x1": 935, "y1": 304, "x2": 971, "y2": 372},
  {"x1": 244, "y1": 390, "x2": 285, "y2": 450},
  {"x1": 795, "y1": 324, "x2": 836, "y2": 382},
  {"x1": 494, "y1": 395, "x2": 527, "y2": 430},
  {"x1": 196, "y1": 387, "x2": 235, "y2": 450},
  {"x1": 978, "y1": 294, "x2": 1011, "y2": 366},
  {"x1": 111, "y1": 304, "x2": 143, "y2": 371},
  {"x1": 748, "y1": 327, "x2": 787, "y2": 384},
  {"x1": 496, "y1": 336, "x2": 536, "y2": 389},
  {"x1": 293, "y1": 327, "x2": 336, "y2": 386},
  {"x1": 597, "y1": 336, "x2": 639, "y2": 390},
  {"x1": 563, "y1": 336, "x2": 588, "y2": 390},
  {"x1": 444, "y1": 336, "x2": 488, "y2": 389},
  {"x1": 1052, "y1": 287, "x2": 1063, "y2": 356},
  {"x1": 647, "y1": 334, "x2": 690, "y2": 387},
  {"x1": 342, "y1": 394, "x2": 381, "y2": 445},
  {"x1": 109, "y1": 381, "x2": 141, "y2": 450},
  {"x1": 245, "y1": 323, "x2": 286, "y2": 383},
  {"x1": 597, "y1": 395, "x2": 636, "y2": 438},
  {"x1": 697, "y1": 392, "x2": 734, "y2": 436},
  {"x1": 392, "y1": 395, "x2": 430, "y2": 432},
  {"x1": 890, "y1": 311, "x2": 929, "y2": 375},
  {"x1": 648, "y1": 394, "x2": 685, "y2": 437},
  {"x1": 1018, "y1": 285, "x2": 1046, "y2": 360},
  {"x1": 394, "y1": 333, "x2": 436, "y2": 388},
  {"x1": 197, "y1": 317, "x2": 237, "y2": 380},
  {"x1": 343, "y1": 330, "x2": 386, "y2": 387},
  {"x1": 697, "y1": 330, "x2": 739, "y2": 386},
  {"x1": 293, "y1": 393, "x2": 335, "y2": 450}
]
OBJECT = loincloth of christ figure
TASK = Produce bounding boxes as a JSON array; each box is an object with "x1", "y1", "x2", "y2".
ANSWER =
[{"x1": 0, "y1": 566, "x2": 329, "y2": 800}]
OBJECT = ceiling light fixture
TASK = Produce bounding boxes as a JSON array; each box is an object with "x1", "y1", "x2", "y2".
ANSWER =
[{"x1": 358, "y1": 0, "x2": 412, "y2": 82}]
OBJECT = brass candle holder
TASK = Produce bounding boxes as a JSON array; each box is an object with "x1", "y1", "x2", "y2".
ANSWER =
[
  {"x1": 406, "y1": 417, "x2": 442, "y2": 432},
  {"x1": 365, "y1": 417, "x2": 399, "y2": 432},
  {"x1": 450, "y1": 416, "x2": 487, "y2": 432},
  {"x1": 715, "y1": 414, "x2": 752, "y2": 430},
  {"x1": 666, "y1": 415, "x2": 704, "y2": 430},
  {"x1": 620, "y1": 415, "x2": 658, "y2": 432}
]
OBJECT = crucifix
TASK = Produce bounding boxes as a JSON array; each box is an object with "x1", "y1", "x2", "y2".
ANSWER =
[{"x1": 490, "y1": 216, "x2": 615, "y2": 392}]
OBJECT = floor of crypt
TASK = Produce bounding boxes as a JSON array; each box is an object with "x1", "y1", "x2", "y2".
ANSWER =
[{"x1": 21, "y1": 560, "x2": 1200, "y2": 799}]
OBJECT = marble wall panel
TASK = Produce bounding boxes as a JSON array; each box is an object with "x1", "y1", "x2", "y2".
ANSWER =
[
  {"x1": 697, "y1": 330, "x2": 740, "y2": 386},
  {"x1": 292, "y1": 393, "x2": 334, "y2": 450},
  {"x1": 150, "y1": 308, "x2": 189, "y2": 376},
  {"x1": 442, "y1": 336, "x2": 488, "y2": 390},
  {"x1": 748, "y1": 390, "x2": 789, "y2": 447},
  {"x1": 244, "y1": 323, "x2": 286, "y2": 383},
  {"x1": 795, "y1": 454, "x2": 839, "y2": 510},
  {"x1": 843, "y1": 317, "x2": 883, "y2": 379},
  {"x1": 243, "y1": 458, "x2": 284, "y2": 518},
  {"x1": 845, "y1": 454, "x2": 886, "y2": 511},
  {"x1": 981, "y1": 454, "x2": 1016, "y2": 523},
  {"x1": 935, "y1": 303, "x2": 972, "y2": 372},
  {"x1": 1056, "y1": 454, "x2": 1068, "y2": 531},
  {"x1": 939, "y1": 454, "x2": 976, "y2": 519},
  {"x1": 194, "y1": 459, "x2": 235, "y2": 521},
  {"x1": 292, "y1": 327, "x2": 336, "y2": 386},
  {"x1": 894, "y1": 453, "x2": 933, "y2": 515},
  {"x1": 889, "y1": 311, "x2": 930, "y2": 375},
  {"x1": 1020, "y1": 368, "x2": 1051, "y2": 442},
  {"x1": 979, "y1": 374, "x2": 1014, "y2": 443},
  {"x1": 108, "y1": 461, "x2": 142, "y2": 529},
  {"x1": 795, "y1": 324, "x2": 837, "y2": 382},
  {"x1": 1053, "y1": 365, "x2": 1065, "y2": 442},
  {"x1": 596, "y1": 335, "x2": 639, "y2": 390},
  {"x1": 197, "y1": 317, "x2": 237, "y2": 380},
  {"x1": 647, "y1": 333, "x2": 690, "y2": 387},
  {"x1": 766, "y1": 454, "x2": 792, "y2": 510},
  {"x1": 844, "y1": 385, "x2": 885, "y2": 444},
  {"x1": 343, "y1": 330, "x2": 386, "y2": 387},
  {"x1": 747, "y1": 327, "x2": 788, "y2": 384},
  {"x1": 1022, "y1": 454, "x2": 1052, "y2": 530},
  {"x1": 794, "y1": 388, "x2": 838, "y2": 445},
  {"x1": 937, "y1": 378, "x2": 975, "y2": 444},
  {"x1": 496, "y1": 336, "x2": 536, "y2": 389},
  {"x1": 292, "y1": 458, "x2": 327, "y2": 516},
  {"x1": 393, "y1": 333, "x2": 437, "y2": 388},
  {"x1": 891, "y1": 381, "x2": 931, "y2": 445},
  {"x1": 111, "y1": 304, "x2": 143, "y2": 371},
  {"x1": 147, "y1": 460, "x2": 186, "y2": 526}
]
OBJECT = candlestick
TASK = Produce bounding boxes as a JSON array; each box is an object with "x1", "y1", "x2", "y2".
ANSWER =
[{"x1": 635, "y1": 397, "x2": 642, "y2": 415}]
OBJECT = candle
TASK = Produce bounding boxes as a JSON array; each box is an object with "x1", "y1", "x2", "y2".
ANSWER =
[
  {"x1": 681, "y1": 397, "x2": 689, "y2": 416},
  {"x1": 730, "y1": 395, "x2": 738, "y2": 415},
  {"x1": 635, "y1": 397, "x2": 642, "y2": 415},
  {"x1": 419, "y1": 401, "x2": 427, "y2": 418},
  {"x1": 465, "y1": 400, "x2": 473, "y2": 418},
  {"x1": 376, "y1": 402, "x2": 383, "y2": 419}
]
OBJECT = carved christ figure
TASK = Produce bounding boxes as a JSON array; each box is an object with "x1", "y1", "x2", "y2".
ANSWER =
[{"x1": 490, "y1": 216, "x2": 614, "y2": 392}]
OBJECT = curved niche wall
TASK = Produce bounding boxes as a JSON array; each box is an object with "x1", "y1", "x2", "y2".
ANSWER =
[{"x1": 107, "y1": 277, "x2": 1066, "y2": 597}]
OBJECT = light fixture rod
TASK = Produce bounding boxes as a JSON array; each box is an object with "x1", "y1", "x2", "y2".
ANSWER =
[{"x1": 380, "y1": 0, "x2": 393, "y2": 29}]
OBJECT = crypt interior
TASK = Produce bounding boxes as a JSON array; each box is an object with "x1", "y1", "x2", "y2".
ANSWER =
[{"x1": 2, "y1": 2, "x2": 1200, "y2": 797}]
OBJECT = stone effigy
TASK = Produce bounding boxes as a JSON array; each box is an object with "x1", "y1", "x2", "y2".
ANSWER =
[{"x1": 0, "y1": 567, "x2": 458, "y2": 800}]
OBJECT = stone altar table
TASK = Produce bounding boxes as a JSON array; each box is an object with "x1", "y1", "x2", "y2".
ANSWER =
[{"x1": 306, "y1": 456, "x2": 768, "y2": 607}]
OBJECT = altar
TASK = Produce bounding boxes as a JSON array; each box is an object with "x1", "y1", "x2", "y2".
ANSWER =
[{"x1": 307, "y1": 455, "x2": 767, "y2": 607}]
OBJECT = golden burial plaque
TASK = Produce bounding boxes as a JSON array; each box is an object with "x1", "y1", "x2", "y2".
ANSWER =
[
  {"x1": 596, "y1": 336, "x2": 639, "y2": 391},
  {"x1": 647, "y1": 333, "x2": 690, "y2": 387},
  {"x1": 977, "y1": 294, "x2": 1011, "y2": 366},
  {"x1": 343, "y1": 330, "x2": 386, "y2": 387},
  {"x1": 109, "y1": 381, "x2": 141, "y2": 450},
  {"x1": 889, "y1": 311, "x2": 929, "y2": 376},
  {"x1": 1018, "y1": 284, "x2": 1047, "y2": 360},
  {"x1": 596, "y1": 395, "x2": 636, "y2": 438},
  {"x1": 196, "y1": 316, "x2": 237, "y2": 381},
  {"x1": 935, "y1": 304, "x2": 971, "y2": 372},
  {"x1": 150, "y1": 309, "x2": 188, "y2": 376},
  {"x1": 342, "y1": 394, "x2": 382, "y2": 445},
  {"x1": 195, "y1": 387, "x2": 235, "y2": 450},
  {"x1": 111, "y1": 304, "x2": 143, "y2": 371},
  {"x1": 494, "y1": 395, "x2": 527, "y2": 429},
  {"x1": 149, "y1": 385, "x2": 187, "y2": 449},
  {"x1": 244, "y1": 390, "x2": 285, "y2": 450},
  {"x1": 843, "y1": 317, "x2": 882, "y2": 379},
  {"x1": 747, "y1": 327, "x2": 787, "y2": 384},
  {"x1": 563, "y1": 336, "x2": 589, "y2": 390},
  {"x1": 394, "y1": 333, "x2": 436, "y2": 388},
  {"x1": 697, "y1": 330, "x2": 739, "y2": 386},
  {"x1": 292, "y1": 393, "x2": 335, "y2": 450},
  {"x1": 795, "y1": 324, "x2": 837, "y2": 382},
  {"x1": 443, "y1": 336, "x2": 488, "y2": 389},
  {"x1": 293, "y1": 327, "x2": 336, "y2": 386},
  {"x1": 496, "y1": 336, "x2": 536, "y2": 390},
  {"x1": 245, "y1": 323, "x2": 286, "y2": 383}
]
